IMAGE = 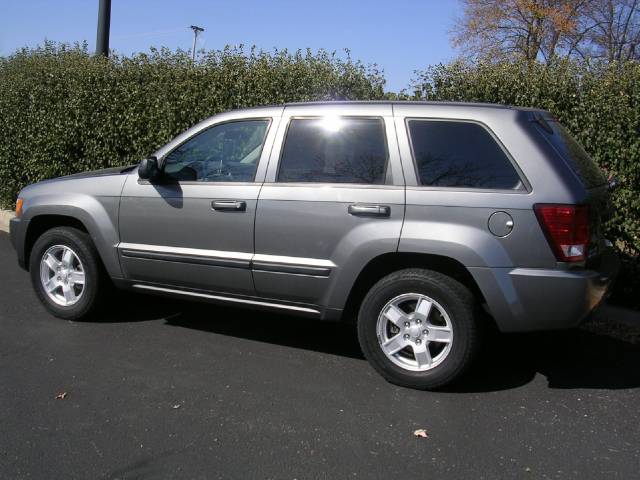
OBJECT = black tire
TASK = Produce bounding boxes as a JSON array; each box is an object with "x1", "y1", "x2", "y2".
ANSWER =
[
  {"x1": 357, "y1": 268, "x2": 479, "y2": 390},
  {"x1": 29, "y1": 227, "x2": 107, "y2": 320}
]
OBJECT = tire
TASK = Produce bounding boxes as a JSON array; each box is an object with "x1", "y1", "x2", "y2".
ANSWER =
[
  {"x1": 29, "y1": 227, "x2": 107, "y2": 320},
  {"x1": 357, "y1": 268, "x2": 479, "y2": 390}
]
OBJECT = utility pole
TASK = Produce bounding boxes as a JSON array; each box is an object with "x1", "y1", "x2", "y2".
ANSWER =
[
  {"x1": 96, "y1": 0, "x2": 112, "y2": 56},
  {"x1": 190, "y1": 25, "x2": 204, "y2": 63}
]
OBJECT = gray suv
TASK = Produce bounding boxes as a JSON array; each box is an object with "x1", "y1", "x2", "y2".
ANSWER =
[{"x1": 10, "y1": 101, "x2": 619, "y2": 389}]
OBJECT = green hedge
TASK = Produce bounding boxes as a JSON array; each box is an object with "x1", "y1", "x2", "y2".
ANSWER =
[
  {"x1": 412, "y1": 60, "x2": 640, "y2": 308},
  {"x1": 0, "y1": 42, "x2": 385, "y2": 208},
  {"x1": 1, "y1": 45, "x2": 638, "y2": 307}
]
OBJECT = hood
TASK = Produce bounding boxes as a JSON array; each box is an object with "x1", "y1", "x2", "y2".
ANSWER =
[
  {"x1": 19, "y1": 164, "x2": 137, "y2": 200},
  {"x1": 62, "y1": 165, "x2": 138, "y2": 179}
]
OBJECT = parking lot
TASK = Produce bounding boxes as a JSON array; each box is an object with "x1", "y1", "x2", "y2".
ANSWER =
[{"x1": 1, "y1": 231, "x2": 639, "y2": 479}]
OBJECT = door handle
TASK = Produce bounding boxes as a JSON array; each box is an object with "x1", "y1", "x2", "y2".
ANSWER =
[
  {"x1": 211, "y1": 200, "x2": 247, "y2": 212},
  {"x1": 348, "y1": 204, "x2": 391, "y2": 217}
]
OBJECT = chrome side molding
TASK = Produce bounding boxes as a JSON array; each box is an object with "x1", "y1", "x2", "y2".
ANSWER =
[
  {"x1": 119, "y1": 242, "x2": 335, "y2": 277},
  {"x1": 119, "y1": 242, "x2": 252, "y2": 262}
]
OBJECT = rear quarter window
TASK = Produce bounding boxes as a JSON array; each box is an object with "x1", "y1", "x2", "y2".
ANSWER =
[
  {"x1": 534, "y1": 118, "x2": 606, "y2": 188},
  {"x1": 407, "y1": 119, "x2": 523, "y2": 190}
]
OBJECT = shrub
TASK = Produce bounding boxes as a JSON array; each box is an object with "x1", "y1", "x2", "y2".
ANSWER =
[
  {"x1": 0, "y1": 41, "x2": 385, "y2": 208},
  {"x1": 1, "y1": 45, "x2": 638, "y2": 307}
]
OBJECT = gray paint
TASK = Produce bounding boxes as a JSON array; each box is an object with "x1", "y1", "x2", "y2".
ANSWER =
[
  {"x1": 10, "y1": 101, "x2": 619, "y2": 332},
  {"x1": 118, "y1": 180, "x2": 260, "y2": 295},
  {"x1": 11, "y1": 173, "x2": 127, "y2": 277}
]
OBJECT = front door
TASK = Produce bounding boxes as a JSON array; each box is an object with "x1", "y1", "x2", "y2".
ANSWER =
[{"x1": 118, "y1": 115, "x2": 278, "y2": 296}]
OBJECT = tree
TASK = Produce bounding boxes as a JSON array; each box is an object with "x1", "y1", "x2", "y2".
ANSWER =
[
  {"x1": 582, "y1": 0, "x2": 639, "y2": 61},
  {"x1": 452, "y1": 0, "x2": 639, "y2": 62}
]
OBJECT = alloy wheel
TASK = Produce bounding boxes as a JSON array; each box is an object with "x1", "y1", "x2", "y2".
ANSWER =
[
  {"x1": 39, "y1": 245, "x2": 86, "y2": 306},
  {"x1": 376, "y1": 293, "x2": 453, "y2": 372}
]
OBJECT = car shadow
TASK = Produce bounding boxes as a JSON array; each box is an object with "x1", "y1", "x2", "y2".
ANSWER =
[
  {"x1": 449, "y1": 327, "x2": 640, "y2": 392},
  {"x1": 92, "y1": 291, "x2": 188, "y2": 323},
  {"x1": 166, "y1": 301, "x2": 365, "y2": 360},
  {"x1": 96, "y1": 293, "x2": 640, "y2": 392}
]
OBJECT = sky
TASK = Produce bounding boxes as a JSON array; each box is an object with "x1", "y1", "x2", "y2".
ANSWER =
[{"x1": 0, "y1": 0, "x2": 461, "y2": 92}]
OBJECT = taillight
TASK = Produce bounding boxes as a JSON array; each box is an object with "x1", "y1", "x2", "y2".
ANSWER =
[{"x1": 534, "y1": 204, "x2": 589, "y2": 262}]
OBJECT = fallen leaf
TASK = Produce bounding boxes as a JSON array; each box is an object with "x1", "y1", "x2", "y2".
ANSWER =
[
  {"x1": 413, "y1": 428, "x2": 429, "y2": 438},
  {"x1": 55, "y1": 392, "x2": 67, "y2": 400}
]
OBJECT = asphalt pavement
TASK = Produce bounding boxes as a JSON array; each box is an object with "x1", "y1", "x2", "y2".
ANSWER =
[{"x1": 1, "y1": 232, "x2": 639, "y2": 479}]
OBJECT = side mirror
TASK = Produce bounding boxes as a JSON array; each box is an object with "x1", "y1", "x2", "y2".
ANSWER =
[{"x1": 138, "y1": 156, "x2": 160, "y2": 181}]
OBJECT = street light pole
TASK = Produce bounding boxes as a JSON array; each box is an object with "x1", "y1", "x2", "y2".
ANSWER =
[
  {"x1": 96, "y1": 0, "x2": 112, "y2": 56},
  {"x1": 190, "y1": 25, "x2": 204, "y2": 63}
]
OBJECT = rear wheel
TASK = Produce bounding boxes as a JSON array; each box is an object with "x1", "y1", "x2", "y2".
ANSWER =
[
  {"x1": 357, "y1": 268, "x2": 479, "y2": 390},
  {"x1": 29, "y1": 227, "x2": 107, "y2": 320}
]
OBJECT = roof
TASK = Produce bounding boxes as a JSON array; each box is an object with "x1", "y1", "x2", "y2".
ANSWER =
[
  {"x1": 231, "y1": 100, "x2": 543, "y2": 113},
  {"x1": 284, "y1": 100, "x2": 513, "y2": 109}
]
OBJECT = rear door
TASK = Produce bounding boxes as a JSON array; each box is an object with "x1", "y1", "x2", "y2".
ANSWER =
[{"x1": 253, "y1": 104, "x2": 405, "y2": 310}]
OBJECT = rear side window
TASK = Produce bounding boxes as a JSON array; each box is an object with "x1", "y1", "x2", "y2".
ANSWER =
[
  {"x1": 535, "y1": 118, "x2": 606, "y2": 188},
  {"x1": 407, "y1": 120, "x2": 523, "y2": 190},
  {"x1": 277, "y1": 117, "x2": 387, "y2": 184}
]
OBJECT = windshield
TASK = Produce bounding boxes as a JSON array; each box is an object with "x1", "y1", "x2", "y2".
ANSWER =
[{"x1": 536, "y1": 118, "x2": 606, "y2": 188}]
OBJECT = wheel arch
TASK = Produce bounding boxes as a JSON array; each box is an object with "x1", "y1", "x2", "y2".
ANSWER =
[
  {"x1": 22, "y1": 203, "x2": 121, "y2": 279},
  {"x1": 25, "y1": 215, "x2": 89, "y2": 269},
  {"x1": 340, "y1": 252, "x2": 487, "y2": 323}
]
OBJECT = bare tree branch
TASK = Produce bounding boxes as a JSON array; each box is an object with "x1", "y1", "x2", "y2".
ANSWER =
[{"x1": 452, "y1": 0, "x2": 639, "y2": 62}]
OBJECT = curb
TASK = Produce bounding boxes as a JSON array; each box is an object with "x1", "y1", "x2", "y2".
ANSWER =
[{"x1": 0, "y1": 210, "x2": 14, "y2": 233}]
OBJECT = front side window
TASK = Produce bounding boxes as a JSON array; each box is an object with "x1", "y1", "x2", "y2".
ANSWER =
[
  {"x1": 277, "y1": 117, "x2": 387, "y2": 184},
  {"x1": 163, "y1": 119, "x2": 270, "y2": 182},
  {"x1": 408, "y1": 120, "x2": 523, "y2": 190}
]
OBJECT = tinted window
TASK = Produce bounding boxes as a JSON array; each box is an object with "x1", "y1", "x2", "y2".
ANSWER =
[
  {"x1": 408, "y1": 120, "x2": 522, "y2": 190},
  {"x1": 277, "y1": 117, "x2": 387, "y2": 184},
  {"x1": 536, "y1": 119, "x2": 606, "y2": 188},
  {"x1": 164, "y1": 120, "x2": 269, "y2": 182}
]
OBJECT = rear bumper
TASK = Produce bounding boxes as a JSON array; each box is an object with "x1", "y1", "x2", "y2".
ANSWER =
[
  {"x1": 9, "y1": 217, "x2": 28, "y2": 270},
  {"x1": 469, "y1": 248, "x2": 620, "y2": 332}
]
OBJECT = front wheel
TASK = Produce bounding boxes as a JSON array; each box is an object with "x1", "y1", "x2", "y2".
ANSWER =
[
  {"x1": 357, "y1": 268, "x2": 480, "y2": 390},
  {"x1": 29, "y1": 227, "x2": 107, "y2": 320}
]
